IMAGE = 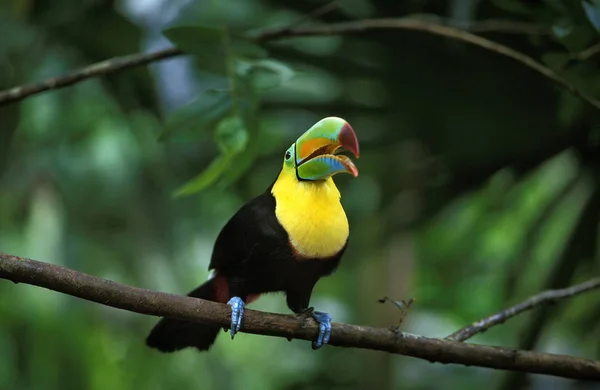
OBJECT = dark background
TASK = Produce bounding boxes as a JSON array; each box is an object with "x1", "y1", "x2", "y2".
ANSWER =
[{"x1": 1, "y1": 0, "x2": 599, "y2": 389}]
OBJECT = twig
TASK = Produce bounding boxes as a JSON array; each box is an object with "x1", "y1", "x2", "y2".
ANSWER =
[
  {"x1": 0, "y1": 252, "x2": 599, "y2": 380},
  {"x1": 465, "y1": 19, "x2": 548, "y2": 35},
  {"x1": 378, "y1": 296, "x2": 416, "y2": 311},
  {"x1": 1, "y1": 17, "x2": 595, "y2": 111},
  {"x1": 0, "y1": 47, "x2": 182, "y2": 106},
  {"x1": 447, "y1": 277, "x2": 600, "y2": 342},
  {"x1": 402, "y1": 15, "x2": 548, "y2": 35},
  {"x1": 378, "y1": 296, "x2": 415, "y2": 328},
  {"x1": 254, "y1": 18, "x2": 600, "y2": 111},
  {"x1": 286, "y1": 0, "x2": 342, "y2": 30},
  {"x1": 0, "y1": 0, "x2": 338, "y2": 107},
  {"x1": 571, "y1": 42, "x2": 600, "y2": 62}
]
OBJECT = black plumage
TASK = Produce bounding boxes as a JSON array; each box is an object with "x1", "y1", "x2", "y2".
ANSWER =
[{"x1": 146, "y1": 183, "x2": 346, "y2": 352}]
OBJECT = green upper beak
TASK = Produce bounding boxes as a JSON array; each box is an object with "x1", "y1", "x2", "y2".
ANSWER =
[{"x1": 294, "y1": 117, "x2": 360, "y2": 181}]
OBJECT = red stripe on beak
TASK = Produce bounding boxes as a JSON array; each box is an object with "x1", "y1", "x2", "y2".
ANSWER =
[{"x1": 339, "y1": 122, "x2": 360, "y2": 158}]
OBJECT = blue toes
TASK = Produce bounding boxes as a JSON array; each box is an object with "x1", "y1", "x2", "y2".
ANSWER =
[
  {"x1": 311, "y1": 311, "x2": 332, "y2": 349},
  {"x1": 227, "y1": 296, "x2": 245, "y2": 339}
]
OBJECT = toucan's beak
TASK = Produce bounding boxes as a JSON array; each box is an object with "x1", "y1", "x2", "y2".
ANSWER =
[{"x1": 294, "y1": 117, "x2": 360, "y2": 181}]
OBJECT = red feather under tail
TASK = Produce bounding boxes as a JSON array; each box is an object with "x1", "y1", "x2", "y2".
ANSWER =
[
  {"x1": 146, "y1": 273, "x2": 260, "y2": 352},
  {"x1": 212, "y1": 273, "x2": 261, "y2": 304}
]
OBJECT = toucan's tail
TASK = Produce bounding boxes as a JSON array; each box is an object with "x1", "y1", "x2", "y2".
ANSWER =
[{"x1": 146, "y1": 277, "x2": 222, "y2": 352}]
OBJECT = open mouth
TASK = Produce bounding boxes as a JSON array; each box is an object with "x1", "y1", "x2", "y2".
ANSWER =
[
  {"x1": 299, "y1": 144, "x2": 358, "y2": 177},
  {"x1": 293, "y1": 117, "x2": 360, "y2": 180}
]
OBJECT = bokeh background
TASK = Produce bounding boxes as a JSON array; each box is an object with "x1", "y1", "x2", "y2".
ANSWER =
[{"x1": 1, "y1": 0, "x2": 600, "y2": 389}]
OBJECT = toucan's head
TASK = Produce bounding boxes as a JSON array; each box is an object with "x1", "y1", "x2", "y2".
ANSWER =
[{"x1": 282, "y1": 117, "x2": 360, "y2": 181}]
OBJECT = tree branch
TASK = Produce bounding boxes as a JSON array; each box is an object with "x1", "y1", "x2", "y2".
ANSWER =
[
  {"x1": 464, "y1": 19, "x2": 548, "y2": 35},
  {"x1": 254, "y1": 19, "x2": 600, "y2": 111},
  {"x1": 0, "y1": 47, "x2": 182, "y2": 106},
  {"x1": 447, "y1": 277, "x2": 600, "y2": 342},
  {"x1": 571, "y1": 42, "x2": 600, "y2": 62},
  {"x1": 284, "y1": 0, "x2": 342, "y2": 31},
  {"x1": 1, "y1": 17, "x2": 596, "y2": 111},
  {"x1": 0, "y1": 252, "x2": 599, "y2": 380}
]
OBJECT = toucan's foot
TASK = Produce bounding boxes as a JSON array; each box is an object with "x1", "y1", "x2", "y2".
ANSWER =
[
  {"x1": 311, "y1": 311, "x2": 332, "y2": 350},
  {"x1": 296, "y1": 307, "x2": 314, "y2": 319},
  {"x1": 227, "y1": 296, "x2": 245, "y2": 339}
]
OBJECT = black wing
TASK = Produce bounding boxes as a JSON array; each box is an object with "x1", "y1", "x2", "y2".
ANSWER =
[{"x1": 208, "y1": 189, "x2": 290, "y2": 273}]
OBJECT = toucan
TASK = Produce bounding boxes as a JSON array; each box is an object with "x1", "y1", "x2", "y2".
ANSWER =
[{"x1": 146, "y1": 116, "x2": 360, "y2": 351}]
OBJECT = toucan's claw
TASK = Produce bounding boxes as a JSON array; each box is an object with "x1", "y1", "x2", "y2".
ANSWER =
[
  {"x1": 296, "y1": 307, "x2": 314, "y2": 319},
  {"x1": 227, "y1": 296, "x2": 245, "y2": 339},
  {"x1": 311, "y1": 311, "x2": 332, "y2": 349}
]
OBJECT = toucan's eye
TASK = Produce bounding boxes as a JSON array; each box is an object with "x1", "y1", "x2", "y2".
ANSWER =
[{"x1": 285, "y1": 151, "x2": 291, "y2": 160}]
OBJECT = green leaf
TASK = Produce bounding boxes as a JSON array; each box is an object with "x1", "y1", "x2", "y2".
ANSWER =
[
  {"x1": 541, "y1": 52, "x2": 570, "y2": 71},
  {"x1": 173, "y1": 153, "x2": 233, "y2": 197},
  {"x1": 551, "y1": 21, "x2": 596, "y2": 52},
  {"x1": 158, "y1": 89, "x2": 233, "y2": 142},
  {"x1": 217, "y1": 135, "x2": 259, "y2": 190},
  {"x1": 237, "y1": 59, "x2": 297, "y2": 91},
  {"x1": 214, "y1": 116, "x2": 249, "y2": 154},
  {"x1": 162, "y1": 25, "x2": 224, "y2": 56},
  {"x1": 171, "y1": 114, "x2": 250, "y2": 196},
  {"x1": 217, "y1": 152, "x2": 257, "y2": 191},
  {"x1": 163, "y1": 26, "x2": 268, "y2": 75},
  {"x1": 231, "y1": 41, "x2": 269, "y2": 59},
  {"x1": 233, "y1": 73, "x2": 260, "y2": 132},
  {"x1": 163, "y1": 25, "x2": 228, "y2": 74},
  {"x1": 557, "y1": 91, "x2": 585, "y2": 126}
]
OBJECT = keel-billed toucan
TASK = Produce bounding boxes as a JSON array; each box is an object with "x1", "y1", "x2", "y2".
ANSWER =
[{"x1": 146, "y1": 117, "x2": 360, "y2": 351}]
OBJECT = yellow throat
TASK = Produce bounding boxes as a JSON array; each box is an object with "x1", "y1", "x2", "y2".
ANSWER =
[{"x1": 271, "y1": 167, "x2": 349, "y2": 258}]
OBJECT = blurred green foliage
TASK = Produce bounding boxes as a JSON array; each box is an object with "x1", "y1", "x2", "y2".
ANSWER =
[{"x1": 1, "y1": 0, "x2": 600, "y2": 389}]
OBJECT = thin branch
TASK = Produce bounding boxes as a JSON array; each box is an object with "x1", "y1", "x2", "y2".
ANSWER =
[
  {"x1": 0, "y1": 47, "x2": 183, "y2": 106},
  {"x1": 285, "y1": 0, "x2": 342, "y2": 30},
  {"x1": 1, "y1": 17, "x2": 595, "y2": 111},
  {"x1": 571, "y1": 42, "x2": 600, "y2": 62},
  {"x1": 398, "y1": 15, "x2": 549, "y2": 35},
  {"x1": 465, "y1": 19, "x2": 548, "y2": 35},
  {"x1": 0, "y1": 252, "x2": 599, "y2": 380},
  {"x1": 378, "y1": 296, "x2": 415, "y2": 328},
  {"x1": 254, "y1": 18, "x2": 600, "y2": 111},
  {"x1": 447, "y1": 277, "x2": 600, "y2": 342}
]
